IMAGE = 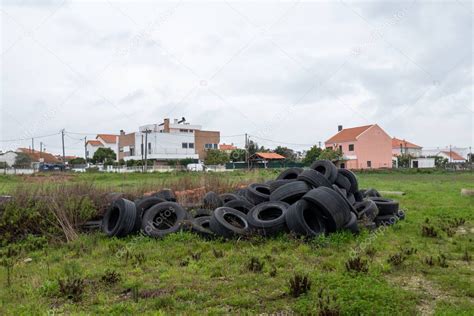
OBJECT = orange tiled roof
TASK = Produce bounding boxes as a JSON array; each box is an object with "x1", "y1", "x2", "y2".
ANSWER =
[
  {"x1": 17, "y1": 148, "x2": 60, "y2": 163},
  {"x1": 97, "y1": 134, "x2": 118, "y2": 144},
  {"x1": 255, "y1": 152, "x2": 285, "y2": 160},
  {"x1": 325, "y1": 125, "x2": 374, "y2": 144},
  {"x1": 220, "y1": 143, "x2": 237, "y2": 151},
  {"x1": 441, "y1": 151, "x2": 465, "y2": 161},
  {"x1": 392, "y1": 137, "x2": 421, "y2": 149},
  {"x1": 86, "y1": 140, "x2": 103, "y2": 146}
]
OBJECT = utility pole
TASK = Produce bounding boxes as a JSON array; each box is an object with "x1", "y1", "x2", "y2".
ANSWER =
[
  {"x1": 40, "y1": 142, "x2": 43, "y2": 159},
  {"x1": 469, "y1": 146, "x2": 472, "y2": 172},
  {"x1": 84, "y1": 137, "x2": 87, "y2": 161},
  {"x1": 141, "y1": 134, "x2": 144, "y2": 169},
  {"x1": 61, "y1": 129, "x2": 65, "y2": 168},
  {"x1": 449, "y1": 144, "x2": 452, "y2": 163},
  {"x1": 144, "y1": 130, "x2": 151, "y2": 173},
  {"x1": 31, "y1": 138, "x2": 34, "y2": 153},
  {"x1": 318, "y1": 141, "x2": 321, "y2": 148}
]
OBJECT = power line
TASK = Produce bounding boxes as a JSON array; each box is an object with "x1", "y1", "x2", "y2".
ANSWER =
[
  {"x1": 249, "y1": 135, "x2": 317, "y2": 147},
  {"x1": 0, "y1": 132, "x2": 60, "y2": 143}
]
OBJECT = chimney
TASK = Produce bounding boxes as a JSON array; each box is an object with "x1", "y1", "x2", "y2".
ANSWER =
[
  {"x1": 338, "y1": 125, "x2": 343, "y2": 132},
  {"x1": 120, "y1": 130, "x2": 125, "y2": 136},
  {"x1": 164, "y1": 118, "x2": 170, "y2": 133}
]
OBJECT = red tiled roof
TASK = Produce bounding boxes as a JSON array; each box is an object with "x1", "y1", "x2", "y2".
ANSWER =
[
  {"x1": 97, "y1": 134, "x2": 118, "y2": 144},
  {"x1": 255, "y1": 152, "x2": 285, "y2": 160},
  {"x1": 392, "y1": 137, "x2": 421, "y2": 149},
  {"x1": 220, "y1": 143, "x2": 237, "y2": 151},
  {"x1": 325, "y1": 125, "x2": 374, "y2": 144},
  {"x1": 86, "y1": 140, "x2": 103, "y2": 146},
  {"x1": 440, "y1": 151, "x2": 465, "y2": 161},
  {"x1": 17, "y1": 148, "x2": 60, "y2": 163}
]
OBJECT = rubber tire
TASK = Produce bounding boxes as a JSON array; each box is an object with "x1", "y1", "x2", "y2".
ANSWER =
[
  {"x1": 332, "y1": 185, "x2": 358, "y2": 218},
  {"x1": 347, "y1": 193, "x2": 356, "y2": 205},
  {"x1": 102, "y1": 198, "x2": 137, "y2": 237},
  {"x1": 192, "y1": 208, "x2": 213, "y2": 218},
  {"x1": 270, "y1": 181, "x2": 310, "y2": 205},
  {"x1": 247, "y1": 201, "x2": 289, "y2": 236},
  {"x1": 364, "y1": 188, "x2": 381, "y2": 198},
  {"x1": 343, "y1": 212, "x2": 359, "y2": 234},
  {"x1": 209, "y1": 207, "x2": 250, "y2": 238},
  {"x1": 375, "y1": 214, "x2": 400, "y2": 227},
  {"x1": 134, "y1": 197, "x2": 166, "y2": 233},
  {"x1": 354, "y1": 200, "x2": 379, "y2": 221},
  {"x1": 297, "y1": 169, "x2": 332, "y2": 188},
  {"x1": 335, "y1": 172, "x2": 351, "y2": 191},
  {"x1": 285, "y1": 200, "x2": 326, "y2": 237},
  {"x1": 190, "y1": 216, "x2": 215, "y2": 239},
  {"x1": 153, "y1": 189, "x2": 177, "y2": 202},
  {"x1": 268, "y1": 179, "x2": 296, "y2": 193},
  {"x1": 246, "y1": 183, "x2": 271, "y2": 205},
  {"x1": 303, "y1": 187, "x2": 351, "y2": 232},
  {"x1": 203, "y1": 191, "x2": 224, "y2": 209},
  {"x1": 368, "y1": 197, "x2": 399, "y2": 216},
  {"x1": 277, "y1": 168, "x2": 303, "y2": 180},
  {"x1": 141, "y1": 202, "x2": 189, "y2": 238},
  {"x1": 220, "y1": 193, "x2": 241, "y2": 204},
  {"x1": 354, "y1": 190, "x2": 364, "y2": 202},
  {"x1": 338, "y1": 169, "x2": 359, "y2": 193},
  {"x1": 310, "y1": 160, "x2": 338, "y2": 184},
  {"x1": 223, "y1": 199, "x2": 254, "y2": 214}
]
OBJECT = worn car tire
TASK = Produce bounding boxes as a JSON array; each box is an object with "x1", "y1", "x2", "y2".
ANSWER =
[
  {"x1": 270, "y1": 181, "x2": 310, "y2": 205},
  {"x1": 332, "y1": 185, "x2": 358, "y2": 217},
  {"x1": 343, "y1": 212, "x2": 359, "y2": 234},
  {"x1": 368, "y1": 197, "x2": 399, "y2": 216},
  {"x1": 277, "y1": 168, "x2": 303, "y2": 180},
  {"x1": 285, "y1": 200, "x2": 326, "y2": 237},
  {"x1": 209, "y1": 207, "x2": 250, "y2": 238},
  {"x1": 102, "y1": 198, "x2": 137, "y2": 237},
  {"x1": 310, "y1": 160, "x2": 338, "y2": 184},
  {"x1": 220, "y1": 193, "x2": 241, "y2": 204},
  {"x1": 354, "y1": 190, "x2": 364, "y2": 202},
  {"x1": 192, "y1": 208, "x2": 213, "y2": 218},
  {"x1": 335, "y1": 172, "x2": 351, "y2": 191},
  {"x1": 297, "y1": 169, "x2": 332, "y2": 189},
  {"x1": 364, "y1": 188, "x2": 381, "y2": 198},
  {"x1": 153, "y1": 189, "x2": 177, "y2": 202},
  {"x1": 141, "y1": 202, "x2": 189, "y2": 238},
  {"x1": 303, "y1": 187, "x2": 351, "y2": 232},
  {"x1": 134, "y1": 197, "x2": 166, "y2": 233},
  {"x1": 223, "y1": 199, "x2": 254, "y2": 214},
  {"x1": 347, "y1": 193, "x2": 356, "y2": 205},
  {"x1": 338, "y1": 169, "x2": 359, "y2": 193},
  {"x1": 246, "y1": 183, "x2": 271, "y2": 205},
  {"x1": 247, "y1": 201, "x2": 289, "y2": 236},
  {"x1": 375, "y1": 214, "x2": 400, "y2": 227},
  {"x1": 354, "y1": 200, "x2": 379, "y2": 221},
  {"x1": 190, "y1": 216, "x2": 215, "y2": 239},
  {"x1": 203, "y1": 191, "x2": 224, "y2": 209},
  {"x1": 268, "y1": 179, "x2": 296, "y2": 192}
]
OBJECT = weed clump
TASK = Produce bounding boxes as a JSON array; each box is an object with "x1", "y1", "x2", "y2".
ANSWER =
[
  {"x1": 212, "y1": 249, "x2": 224, "y2": 258},
  {"x1": 462, "y1": 249, "x2": 471, "y2": 263},
  {"x1": 345, "y1": 256, "x2": 369, "y2": 273},
  {"x1": 317, "y1": 288, "x2": 341, "y2": 316},
  {"x1": 247, "y1": 257, "x2": 264, "y2": 273},
  {"x1": 100, "y1": 270, "x2": 121, "y2": 285},
  {"x1": 289, "y1": 274, "x2": 311, "y2": 298},
  {"x1": 388, "y1": 247, "x2": 417, "y2": 267},
  {"x1": 421, "y1": 225, "x2": 438, "y2": 238},
  {"x1": 57, "y1": 262, "x2": 85, "y2": 302}
]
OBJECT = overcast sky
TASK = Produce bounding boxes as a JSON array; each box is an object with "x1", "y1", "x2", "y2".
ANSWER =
[{"x1": 1, "y1": 0, "x2": 473, "y2": 157}]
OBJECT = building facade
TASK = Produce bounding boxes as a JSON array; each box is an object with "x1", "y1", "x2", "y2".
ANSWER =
[
  {"x1": 325, "y1": 124, "x2": 392, "y2": 169},
  {"x1": 119, "y1": 118, "x2": 220, "y2": 162},
  {"x1": 392, "y1": 137, "x2": 422, "y2": 157}
]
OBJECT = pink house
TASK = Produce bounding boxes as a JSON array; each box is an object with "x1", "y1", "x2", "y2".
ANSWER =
[{"x1": 325, "y1": 124, "x2": 392, "y2": 170}]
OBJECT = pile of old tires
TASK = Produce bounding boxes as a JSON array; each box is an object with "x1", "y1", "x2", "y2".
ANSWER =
[{"x1": 101, "y1": 160, "x2": 405, "y2": 239}]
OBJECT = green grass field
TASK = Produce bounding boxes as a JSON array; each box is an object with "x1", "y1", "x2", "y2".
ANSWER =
[{"x1": 0, "y1": 171, "x2": 473, "y2": 315}]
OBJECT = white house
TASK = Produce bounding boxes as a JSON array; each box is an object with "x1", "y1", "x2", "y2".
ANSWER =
[
  {"x1": 0, "y1": 151, "x2": 18, "y2": 167},
  {"x1": 436, "y1": 151, "x2": 466, "y2": 163},
  {"x1": 86, "y1": 134, "x2": 120, "y2": 161},
  {"x1": 410, "y1": 157, "x2": 436, "y2": 168},
  {"x1": 392, "y1": 137, "x2": 422, "y2": 157},
  {"x1": 85, "y1": 140, "x2": 103, "y2": 160}
]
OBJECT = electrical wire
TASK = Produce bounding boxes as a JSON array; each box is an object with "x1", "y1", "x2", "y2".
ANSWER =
[{"x1": 0, "y1": 132, "x2": 61, "y2": 143}]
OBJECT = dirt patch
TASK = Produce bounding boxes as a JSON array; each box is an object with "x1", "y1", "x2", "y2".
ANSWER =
[{"x1": 390, "y1": 275, "x2": 449, "y2": 315}]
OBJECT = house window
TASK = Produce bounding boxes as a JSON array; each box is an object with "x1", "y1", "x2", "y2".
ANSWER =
[
  {"x1": 213, "y1": 144, "x2": 218, "y2": 149},
  {"x1": 188, "y1": 143, "x2": 194, "y2": 149},
  {"x1": 205, "y1": 144, "x2": 212, "y2": 149},
  {"x1": 367, "y1": 161, "x2": 372, "y2": 168},
  {"x1": 182, "y1": 143, "x2": 188, "y2": 149},
  {"x1": 130, "y1": 147, "x2": 135, "y2": 156},
  {"x1": 339, "y1": 145, "x2": 342, "y2": 151},
  {"x1": 349, "y1": 144, "x2": 354, "y2": 151}
]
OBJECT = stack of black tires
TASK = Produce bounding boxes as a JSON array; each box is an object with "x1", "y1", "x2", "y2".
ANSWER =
[{"x1": 102, "y1": 160, "x2": 405, "y2": 239}]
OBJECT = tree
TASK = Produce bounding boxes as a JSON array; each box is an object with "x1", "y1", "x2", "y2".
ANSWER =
[
  {"x1": 303, "y1": 146, "x2": 323, "y2": 165},
  {"x1": 92, "y1": 148, "x2": 116, "y2": 164},
  {"x1": 229, "y1": 149, "x2": 246, "y2": 162},
  {"x1": 13, "y1": 152, "x2": 32, "y2": 168},
  {"x1": 204, "y1": 149, "x2": 229, "y2": 165},
  {"x1": 274, "y1": 146, "x2": 296, "y2": 161},
  {"x1": 247, "y1": 140, "x2": 259, "y2": 156},
  {"x1": 396, "y1": 154, "x2": 412, "y2": 168},
  {"x1": 69, "y1": 157, "x2": 86, "y2": 165},
  {"x1": 318, "y1": 148, "x2": 343, "y2": 161}
]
